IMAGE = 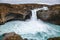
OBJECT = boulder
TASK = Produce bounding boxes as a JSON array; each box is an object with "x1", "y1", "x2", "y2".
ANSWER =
[
  {"x1": 37, "y1": 5, "x2": 60, "y2": 25},
  {"x1": 0, "y1": 9, "x2": 32, "y2": 25},
  {"x1": 2, "y1": 32, "x2": 23, "y2": 40},
  {"x1": 47, "y1": 37, "x2": 60, "y2": 40}
]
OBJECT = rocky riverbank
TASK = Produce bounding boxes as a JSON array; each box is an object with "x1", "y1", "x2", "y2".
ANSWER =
[
  {"x1": 0, "y1": 32, "x2": 23, "y2": 40},
  {"x1": 47, "y1": 37, "x2": 60, "y2": 40}
]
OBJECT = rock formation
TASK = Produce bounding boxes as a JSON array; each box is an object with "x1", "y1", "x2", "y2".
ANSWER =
[
  {"x1": 2, "y1": 32, "x2": 23, "y2": 40},
  {"x1": 0, "y1": 3, "x2": 60, "y2": 25},
  {"x1": 37, "y1": 4, "x2": 60, "y2": 25},
  {"x1": 47, "y1": 37, "x2": 60, "y2": 40},
  {"x1": 0, "y1": 3, "x2": 48, "y2": 25}
]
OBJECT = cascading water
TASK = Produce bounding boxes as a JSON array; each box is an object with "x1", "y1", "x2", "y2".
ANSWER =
[{"x1": 0, "y1": 7, "x2": 60, "y2": 40}]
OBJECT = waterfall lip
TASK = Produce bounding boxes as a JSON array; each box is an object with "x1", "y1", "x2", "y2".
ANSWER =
[{"x1": 31, "y1": 6, "x2": 48, "y2": 11}]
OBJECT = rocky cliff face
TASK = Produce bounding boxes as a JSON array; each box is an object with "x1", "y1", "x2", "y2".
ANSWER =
[
  {"x1": 0, "y1": 3, "x2": 48, "y2": 25},
  {"x1": 0, "y1": 3, "x2": 60, "y2": 25},
  {"x1": 37, "y1": 4, "x2": 60, "y2": 25}
]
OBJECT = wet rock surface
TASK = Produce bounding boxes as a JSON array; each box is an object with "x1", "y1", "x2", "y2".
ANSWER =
[
  {"x1": 47, "y1": 37, "x2": 60, "y2": 40},
  {"x1": 37, "y1": 4, "x2": 60, "y2": 25},
  {"x1": 2, "y1": 32, "x2": 23, "y2": 40}
]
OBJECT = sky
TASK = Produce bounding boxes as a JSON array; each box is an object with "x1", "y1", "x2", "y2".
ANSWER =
[{"x1": 0, "y1": 0, "x2": 60, "y2": 5}]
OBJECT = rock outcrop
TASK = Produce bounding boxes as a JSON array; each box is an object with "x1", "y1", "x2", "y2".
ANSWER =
[
  {"x1": 47, "y1": 37, "x2": 60, "y2": 40},
  {"x1": 37, "y1": 4, "x2": 60, "y2": 25},
  {"x1": 0, "y1": 3, "x2": 48, "y2": 25},
  {"x1": 0, "y1": 3, "x2": 60, "y2": 25},
  {"x1": 2, "y1": 32, "x2": 23, "y2": 40}
]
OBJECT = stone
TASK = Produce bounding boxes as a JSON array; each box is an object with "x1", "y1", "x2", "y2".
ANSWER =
[
  {"x1": 37, "y1": 4, "x2": 60, "y2": 25},
  {"x1": 2, "y1": 32, "x2": 23, "y2": 40},
  {"x1": 47, "y1": 37, "x2": 60, "y2": 40},
  {"x1": 0, "y1": 3, "x2": 48, "y2": 25}
]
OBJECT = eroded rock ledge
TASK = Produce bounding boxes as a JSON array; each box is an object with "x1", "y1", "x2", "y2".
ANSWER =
[
  {"x1": 37, "y1": 4, "x2": 60, "y2": 25},
  {"x1": 0, "y1": 3, "x2": 60, "y2": 25},
  {"x1": 0, "y1": 3, "x2": 49, "y2": 25}
]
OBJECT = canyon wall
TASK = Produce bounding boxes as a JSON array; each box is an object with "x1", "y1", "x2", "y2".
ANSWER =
[
  {"x1": 0, "y1": 3, "x2": 60, "y2": 25},
  {"x1": 0, "y1": 3, "x2": 48, "y2": 25},
  {"x1": 37, "y1": 4, "x2": 60, "y2": 25}
]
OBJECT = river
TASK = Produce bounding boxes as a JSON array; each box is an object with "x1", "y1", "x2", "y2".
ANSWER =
[{"x1": 0, "y1": 7, "x2": 60, "y2": 40}]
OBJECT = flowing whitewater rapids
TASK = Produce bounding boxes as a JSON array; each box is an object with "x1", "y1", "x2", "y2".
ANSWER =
[{"x1": 0, "y1": 7, "x2": 60, "y2": 40}]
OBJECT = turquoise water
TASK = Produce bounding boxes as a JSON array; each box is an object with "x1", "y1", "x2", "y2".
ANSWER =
[{"x1": 0, "y1": 7, "x2": 60, "y2": 40}]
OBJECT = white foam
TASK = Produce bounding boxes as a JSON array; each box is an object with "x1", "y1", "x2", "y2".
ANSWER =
[{"x1": 0, "y1": 7, "x2": 60, "y2": 40}]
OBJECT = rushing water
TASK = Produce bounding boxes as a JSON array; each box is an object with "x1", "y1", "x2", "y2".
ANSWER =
[{"x1": 0, "y1": 7, "x2": 60, "y2": 40}]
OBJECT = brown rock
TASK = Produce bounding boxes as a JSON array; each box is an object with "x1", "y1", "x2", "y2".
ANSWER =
[
  {"x1": 0, "y1": 3, "x2": 48, "y2": 25},
  {"x1": 37, "y1": 4, "x2": 60, "y2": 25},
  {"x1": 2, "y1": 32, "x2": 23, "y2": 40},
  {"x1": 47, "y1": 37, "x2": 60, "y2": 40}
]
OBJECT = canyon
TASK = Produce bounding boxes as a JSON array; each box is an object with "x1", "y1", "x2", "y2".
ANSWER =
[
  {"x1": 0, "y1": 3, "x2": 60, "y2": 40},
  {"x1": 0, "y1": 3, "x2": 60, "y2": 25}
]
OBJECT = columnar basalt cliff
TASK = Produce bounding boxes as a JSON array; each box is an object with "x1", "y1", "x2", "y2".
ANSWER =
[{"x1": 37, "y1": 4, "x2": 60, "y2": 25}]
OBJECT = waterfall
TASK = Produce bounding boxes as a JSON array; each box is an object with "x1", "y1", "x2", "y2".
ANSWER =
[
  {"x1": 31, "y1": 6, "x2": 48, "y2": 21},
  {"x1": 31, "y1": 10, "x2": 37, "y2": 20},
  {"x1": 0, "y1": 7, "x2": 60, "y2": 40}
]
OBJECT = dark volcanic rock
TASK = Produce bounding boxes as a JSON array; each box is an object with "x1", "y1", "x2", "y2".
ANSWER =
[
  {"x1": 2, "y1": 32, "x2": 23, "y2": 40},
  {"x1": 47, "y1": 37, "x2": 60, "y2": 40},
  {"x1": 37, "y1": 4, "x2": 60, "y2": 25},
  {"x1": 24, "y1": 38, "x2": 28, "y2": 40}
]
